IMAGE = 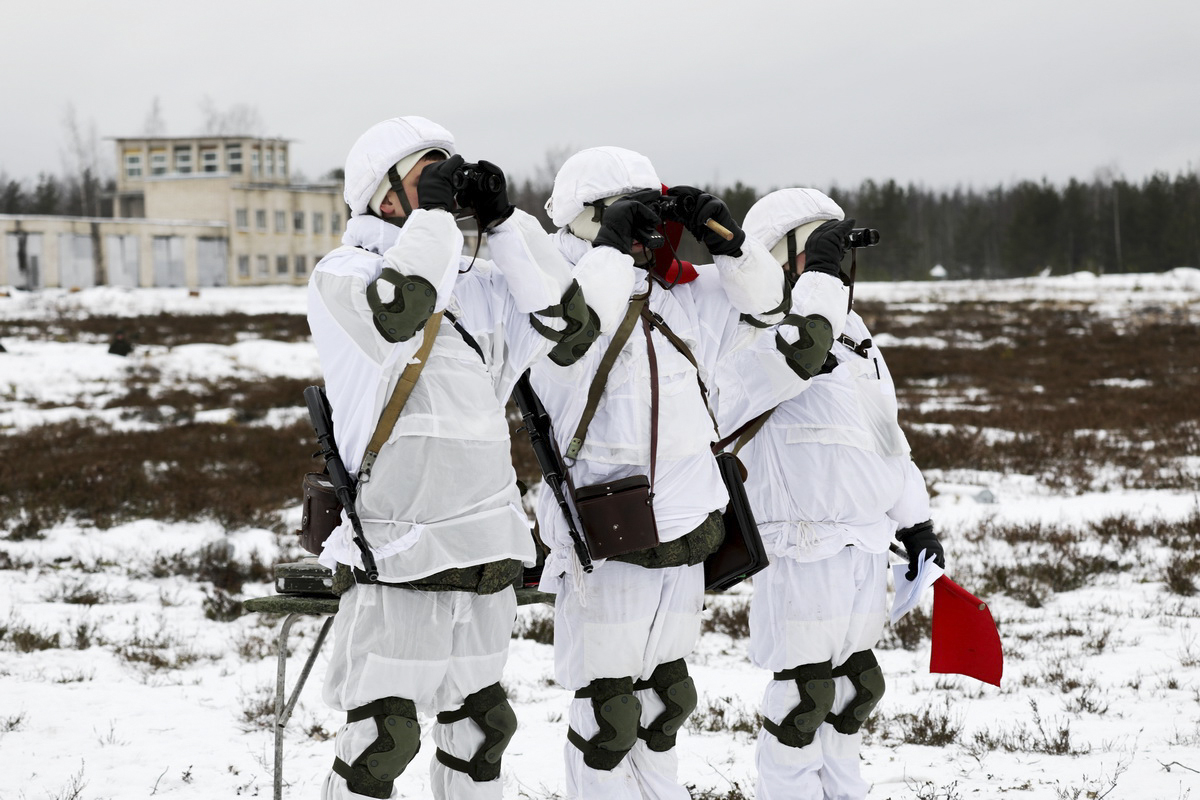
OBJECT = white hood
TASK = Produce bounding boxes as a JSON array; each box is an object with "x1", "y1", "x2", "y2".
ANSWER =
[
  {"x1": 743, "y1": 188, "x2": 845, "y2": 256},
  {"x1": 545, "y1": 146, "x2": 660, "y2": 227},
  {"x1": 343, "y1": 116, "x2": 457, "y2": 217}
]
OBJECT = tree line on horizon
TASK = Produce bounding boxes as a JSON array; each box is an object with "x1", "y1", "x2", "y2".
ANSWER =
[{"x1": 4, "y1": 166, "x2": 1197, "y2": 281}]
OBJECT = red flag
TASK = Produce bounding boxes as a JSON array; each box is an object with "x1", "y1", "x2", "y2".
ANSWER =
[{"x1": 930, "y1": 576, "x2": 1003, "y2": 687}]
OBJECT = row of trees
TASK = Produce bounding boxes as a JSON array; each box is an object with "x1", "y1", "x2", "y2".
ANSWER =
[{"x1": 513, "y1": 170, "x2": 1200, "y2": 280}]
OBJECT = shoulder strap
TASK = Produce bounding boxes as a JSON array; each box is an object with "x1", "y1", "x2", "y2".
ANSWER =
[
  {"x1": 358, "y1": 312, "x2": 443, "y2": 481},
  {"x1": 642, "y1": 309, "x2": 718, "y2": 430},
  {"x1": 565, "y1": 293, "x2": 649, "y2": 459},
  {"x1": 713, "y1": 407, "x2": 777, "y2": 456}
]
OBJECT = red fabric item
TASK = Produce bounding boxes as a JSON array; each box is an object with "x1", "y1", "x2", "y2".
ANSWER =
[
  {"x1": 652, "y1": 185, "x2": 698, "y2": 286},
  {"x1": 929, "y1": 576, "x2": 1003, "y2": 687}
]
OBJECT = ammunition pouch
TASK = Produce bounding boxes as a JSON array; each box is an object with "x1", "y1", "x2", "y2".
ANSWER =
[
  {"x1": 529, "y1": 279, "x2": 600, "y2": 366},
  {"x1": 435, "y1": 682, "x2": 517, "y2": 782},
  {"x1": 367, "y1": 269, "x2": 437, "y2": 343},
  {"x1": 331, "y1": 696, "x2": 421, "y2": 798},
  {"x1": 826, "y1": 649, "x2": 885, "y2": 735},
  {"x1": 633, "y1": 659, "x2": 697, "y2": 752},
  {"x1": 761, "y1": 661, "x2": 836, "y2": 749},
  {"x1": 567, "y1": 677, "x2": 642, "y2": 771},
  {"x1": 775, "y1": 314, "x2": 835, "y2": 380}
]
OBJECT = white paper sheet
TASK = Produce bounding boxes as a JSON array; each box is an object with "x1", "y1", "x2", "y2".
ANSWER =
[{"x1": 891, "y1": 550, "x2": 945, "y2": 623}]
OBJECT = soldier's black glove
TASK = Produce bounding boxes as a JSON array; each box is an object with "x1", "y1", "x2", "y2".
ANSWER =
[
  {"x1": 417, "y1": 154, "x2": 464, "y2": 212},
  {"x1": 592, "y1": 198, "x2": 661, "y2": 257},
  {"x1": 803, "y1": 218, "x2": 856, "y2": 276},
  {"x1": 462, "y1": 160, "x2": 515, "y2": 230},
  {"x1": 667, "y1": 185, "x2": 746, "y2": 258},
  {"x1": 895, "y1": 520, "x2": 945, "y2": 581}
]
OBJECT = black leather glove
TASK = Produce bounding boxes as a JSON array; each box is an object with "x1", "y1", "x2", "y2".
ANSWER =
[
  {"x1": 592, "y1": 198, "x2": 661, "y2": 256},
  {"x1": 803, "y1": 218, "x2": 856, "y2": 276},
  {"x1": 417, "y1": 154, "x2": 464, "y2": 211},
  {"x1": 667, "y1": 186, "x2": 745, "y2": 257},
  {"x1": 896, "y1": 520, "x2": 945, "y2": 581},
  {"x1": 462, "y1": 160, "x2": 514, "y2": 230}
]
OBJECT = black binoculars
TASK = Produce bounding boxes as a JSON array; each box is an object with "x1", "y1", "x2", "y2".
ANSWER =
[
  {"x1": 846, "y1": 228, "x2": 881, "y2": 248},
  {"x1": 450, "y1": 164, "x2": 503, "y2": 197}
]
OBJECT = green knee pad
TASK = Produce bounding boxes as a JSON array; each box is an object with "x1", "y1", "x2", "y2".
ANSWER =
[
  {"x1": 775, "y1": 314, "x2": 835, "y2": 380},
  {"x1": 435, "y1": 682, "x2": 518, "y2": 783},
  {"x1": 331, "y1": 696, "x2": 421, "y2": 799},
  {"x1": 826, "y1": 649, "x2": 886, "y2": 735},
  {"x1": 529, "y1": 279, "x2": 600, "y2": 366},
  {"x1": 761, "y1": 660, "x2": 836, "y2": 749},
  {"x1": 566, "y1": 676, "x2": 642, "y2": 771},
  {"x1": 367, "y1": 269, "x2": 437, "y2": 343},
  {"x1": 633, "y1": 658, "x2": 698, "y2": 752}
]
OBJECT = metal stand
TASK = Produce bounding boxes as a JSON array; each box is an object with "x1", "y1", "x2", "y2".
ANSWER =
[{"x1": 243, "y1": 587, "x2": 552, "y2": 799}]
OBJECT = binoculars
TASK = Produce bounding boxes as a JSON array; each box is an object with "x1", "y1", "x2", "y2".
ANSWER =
[{"x1": 450, "y1": 164, "x2": 503, "y2": 198}]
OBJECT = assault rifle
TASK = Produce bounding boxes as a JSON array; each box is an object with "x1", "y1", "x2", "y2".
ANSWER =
[
  {"x1": 512, "y1": 371, "x2": 593, "y2": 573},
  {"x1": 303, "y1": 386, "x2": 379, "y2": 582}
]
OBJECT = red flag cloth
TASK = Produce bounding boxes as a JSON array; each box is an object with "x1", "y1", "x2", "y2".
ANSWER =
[{"x1": 930, "y1": 576, "x2": 1003, "y2": 687}]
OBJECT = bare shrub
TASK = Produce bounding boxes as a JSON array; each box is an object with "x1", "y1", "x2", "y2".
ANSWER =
[
  {"x1": 148, "y1": 541, "x2": 271, "y2": 594},
  {"x1": 512, "y1": 610, "x2": 554, "y2": 645},
  {"x1": 967, "y1": 700, "x2": 1088, "y2": 756},
  {"x1": 44, "y1": 579, "x2": 136, "y2": 606},
  {"x1": 0, "y1": 418, "x2": 311, "y2": 531},
  {"x1": 203, "y1": 588, "x2": 245, "y2": 622},
  {"x1": 702, "y1": 598, "x2": 750, "y2": 639},
  {"x1": 686, "y1": 696, "x2": 759, "y2": 737},
  {"x1": 879, "y1": 605, "x2": 932, "y2": 651},
  {"x1": 1, "y1": 617, "x2": 62, "y2": 652}
]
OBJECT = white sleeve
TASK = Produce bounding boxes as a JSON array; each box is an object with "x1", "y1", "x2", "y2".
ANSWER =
[
  {"x1": 711, "y1": 237, "x2": 786, "y2": 315},
  {"x1": 785, "y1": 271, "x2": 849, "y2": 339},
  {"x1": 571, "y1": 246, "x2": 637, "y2": 334},
  {"x1": 485, "y1": 208, "x2": 573, "y2": 312},
  {"x1": 380, "y1": 209, "x2": 462, "y2": 310}
]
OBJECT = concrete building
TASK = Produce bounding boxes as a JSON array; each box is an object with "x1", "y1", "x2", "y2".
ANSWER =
[{"x1": 1, "y1": 134, "x2": 345, "y2": 290}]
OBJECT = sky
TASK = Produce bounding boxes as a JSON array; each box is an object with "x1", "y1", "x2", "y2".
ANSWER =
[{"x1": 2, "y1": 0, "x2": 1199, "y2": 194}]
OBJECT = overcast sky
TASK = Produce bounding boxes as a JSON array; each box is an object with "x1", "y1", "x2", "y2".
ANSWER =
[{"x1": 3, "y1": 0, "x2": 1198, "y2": 194}]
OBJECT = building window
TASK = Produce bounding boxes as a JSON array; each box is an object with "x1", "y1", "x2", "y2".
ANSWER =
[
  {"x1": 276, "y1": 254, "x2": 289, "y2": 275},
  {"x1": 174, "y1": 146, "x2": 192, "y2": 174},
  {"x1": 201, "y1": 149, "x2": 219, "y2": 173},
  {"x1": 150, "y1": 151, "x2": 168, "y2": 175},
  {"x1": 294, "y1": 211, "x2": 305, "y2": 233},
  {"x1": 265, "y1": 150, "x2": 275, "y2": 177},
  {"x1": 235, "y1": 209, "x2": 248, "y2": 230},
  {"x1": 295, "y1": 255, "x2": 307, "y2": 275},
  {"x1": 278, "y1": 150, "x2": 287, "y2": 178},
  {"x1": 226, "y1": 145, "x2": 243, "y2": 174},
  {"x1": 313, "y1": 212, "x2": 325, "y2": 234},
  {"x1": 256, "y1": 255, "x2": 268, "y2": 276},
  {"x1": 251, "y1": 150, "x2": 260, "y2": 177},
  {"x1": 124, "y1": 152, "x2": 142, "y2": 178},
  {"x1": 274, "y1": 210, "x2": 286, "y2": 233},
  {"x1": 331, "y1": 212, "x2": 340, "y2": 231},
  {"x1": 255, "y1": 210, "x2": 267, "y2": 231},
  {"x1": 238, "y1": 255, "x2": 250, "y2": 277}
]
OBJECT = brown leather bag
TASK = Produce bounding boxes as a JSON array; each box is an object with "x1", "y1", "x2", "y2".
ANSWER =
[{"x1": 298, "y1": 472, "x2": 341, "y2": 555}]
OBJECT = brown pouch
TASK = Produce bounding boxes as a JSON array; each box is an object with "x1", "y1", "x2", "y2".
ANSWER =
[
  {"x1": 298, "y1": 472, "x2": 342, "y2": 555},
  {"x1": 704, "y1": 453, "x2": 769, "y2": 591},
  {"x1": 573, "y1": 475, "x2": 660, "y2": 560}
]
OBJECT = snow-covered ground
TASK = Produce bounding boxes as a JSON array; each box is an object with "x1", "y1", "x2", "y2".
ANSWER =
[{"x1": 1, "y1": 271, "x2": 1198, "y2": 799}]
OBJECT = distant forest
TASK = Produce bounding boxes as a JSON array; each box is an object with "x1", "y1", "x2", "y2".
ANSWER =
[{"x1": 6, "y1": 167, "x2": 1199, "y2": 281}]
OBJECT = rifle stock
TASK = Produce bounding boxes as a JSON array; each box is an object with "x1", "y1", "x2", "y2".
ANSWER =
[
  {"x1": 512, "y1": 372, "x2": 593, "y2": 573},
  {"x1": 302, "y1": 385, "x2": 379, "y2": 582}
]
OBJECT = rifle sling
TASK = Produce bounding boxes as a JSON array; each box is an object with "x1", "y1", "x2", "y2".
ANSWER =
[{"x1": 358, "y1": 312, "x2": 443, "y2": 482}]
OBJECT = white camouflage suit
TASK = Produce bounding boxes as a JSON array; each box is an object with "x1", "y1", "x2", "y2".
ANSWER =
[
  {"x1": 734, "y1": 189, "x2": 933, "y2": 800},
  {"x1": 530, "y1": 148, "x2": 846, "y2": 800},
  {"x1": 308, "y1": 116, "x2": 592, "y2": 800}
]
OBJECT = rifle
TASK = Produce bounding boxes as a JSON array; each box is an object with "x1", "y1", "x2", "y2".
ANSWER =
[
  {"x1": 303, "y1": 385, "x2": 379, "y2": 583},
  {"x1": 512, "y1": 371, "x2": 593, "y2": 573}
]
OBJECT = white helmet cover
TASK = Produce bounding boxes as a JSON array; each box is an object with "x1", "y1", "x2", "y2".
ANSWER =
[
  {"x1": 743, "y1": 188, "x2": 845, "y2": 266},
  {"x1": 343, "y1": 116, "x2": 457, "y2": 217},
  {"x1": 545, "y1": 146, "x2": 661, "y2": 228}
]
